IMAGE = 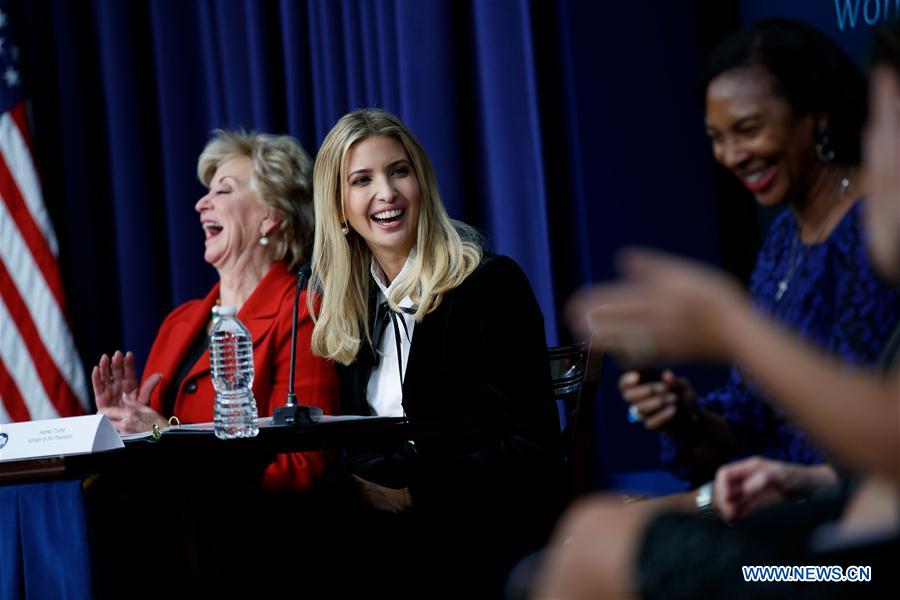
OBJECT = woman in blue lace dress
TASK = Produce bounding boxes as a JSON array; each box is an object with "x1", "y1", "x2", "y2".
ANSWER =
[{"x1": 619, "y1": 20, "x2": 900, "y2": 484}]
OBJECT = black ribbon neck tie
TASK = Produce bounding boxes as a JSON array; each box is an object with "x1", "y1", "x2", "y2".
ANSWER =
[{"x1": 372, "y1": 301, "x2": 417, "y2": 386}]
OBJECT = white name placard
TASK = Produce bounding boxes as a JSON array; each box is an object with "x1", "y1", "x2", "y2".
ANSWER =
[{"x1": 0, "y1": 414, "x2": 124, "y2": 461}]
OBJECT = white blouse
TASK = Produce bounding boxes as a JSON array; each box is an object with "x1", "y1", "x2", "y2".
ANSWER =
[{"x1": 366, "y1": 252, "x2": 417, "y2": 418}]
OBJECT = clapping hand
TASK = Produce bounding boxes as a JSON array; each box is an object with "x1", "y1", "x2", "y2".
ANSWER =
[
  {"x1": 565, "y1": 248, "x2": 749, "y2": 364},
  {"x1": 92, "y1": 350, "x2": 165, "y2": 434},
  {"x1": 713, "y1": 456, "x2": 837, "y2": 521},
  {"x1": 92, "y1": 351, "x2": 138, "y2": 409}
]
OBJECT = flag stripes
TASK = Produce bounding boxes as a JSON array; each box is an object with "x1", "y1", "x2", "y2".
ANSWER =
[{"x1": 0, "y1": 102, "x2": 88, "y2": 423}]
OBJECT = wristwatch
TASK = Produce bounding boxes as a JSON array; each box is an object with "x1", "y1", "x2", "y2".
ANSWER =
[{"x1": 695, "y1": 481, "x2": 715, "y2": 519}]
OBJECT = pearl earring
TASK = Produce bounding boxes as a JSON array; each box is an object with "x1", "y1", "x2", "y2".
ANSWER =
[
  {"x1": 259, "y1": 235, "x2": 270, "y2": 246},
  {"x1": 341, "y1": 224, "x2": 349, "y2": 235}
]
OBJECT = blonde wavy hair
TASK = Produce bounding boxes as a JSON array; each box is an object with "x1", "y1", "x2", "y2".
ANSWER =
[
  {"x1": 310, "y1": 108, "x2": 482, "y2": 365},
  {"x1": 197, "y1": 130, "x2": 314, "y2": 270}
]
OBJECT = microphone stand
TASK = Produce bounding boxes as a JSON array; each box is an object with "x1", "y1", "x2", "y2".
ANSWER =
[{"x1": 272, "y1": 266, "x2": 323, "y2": 426}]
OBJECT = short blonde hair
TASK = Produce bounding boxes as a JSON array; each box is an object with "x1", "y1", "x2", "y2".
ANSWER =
[
  {"x1": 197, "y1": 130, "x2": 314, "y2": 269},
  {"x1": 310, "y1": 108, "x2": 482, "y2": 365}
]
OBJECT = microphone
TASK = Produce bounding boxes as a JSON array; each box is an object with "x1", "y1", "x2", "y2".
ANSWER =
[{"x1": 273, "y1": 265, "x2": 323, "y2": 426}]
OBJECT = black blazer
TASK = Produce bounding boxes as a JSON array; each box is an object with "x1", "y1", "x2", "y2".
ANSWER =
[{"x1": 338, "y1": 254, "x2": 561, "y2": 515}]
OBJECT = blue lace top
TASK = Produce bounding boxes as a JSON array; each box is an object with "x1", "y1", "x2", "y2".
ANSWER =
[{"x1": 661, "y1": 200, "x2": 900, "y2": 482}]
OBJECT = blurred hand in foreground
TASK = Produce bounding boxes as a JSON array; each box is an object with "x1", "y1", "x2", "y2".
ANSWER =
[{"x1": 565, "y1": 248, "x2": 751, "y2": 364}]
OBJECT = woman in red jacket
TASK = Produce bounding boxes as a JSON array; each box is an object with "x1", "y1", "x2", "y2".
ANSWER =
[{"x1": 91, "y1": 130, "x2": 339, "y2": 490}]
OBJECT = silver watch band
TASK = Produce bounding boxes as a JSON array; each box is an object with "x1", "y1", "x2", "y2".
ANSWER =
[{"x1": 695, "y1": 481, "x2": 715, "y2": 519}]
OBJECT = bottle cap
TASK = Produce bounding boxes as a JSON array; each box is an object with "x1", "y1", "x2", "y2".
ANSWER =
[{"x1": 217, "y1": 305, "x2": 238, "y2": 316}]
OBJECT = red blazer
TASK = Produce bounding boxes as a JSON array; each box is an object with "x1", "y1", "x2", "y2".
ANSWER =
[{"x1": 143, "y1": 261, "x2": 339, "y2": 490}]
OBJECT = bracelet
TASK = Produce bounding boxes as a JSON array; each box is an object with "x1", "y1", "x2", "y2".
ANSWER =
[{"x1": 168, "y1": 416, "x2": 180, "y2": 427}]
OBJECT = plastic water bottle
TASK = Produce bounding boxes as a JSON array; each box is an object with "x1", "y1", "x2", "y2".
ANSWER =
[{"x1": 210, "y1": 306, "x2": 259, "y2": 439}]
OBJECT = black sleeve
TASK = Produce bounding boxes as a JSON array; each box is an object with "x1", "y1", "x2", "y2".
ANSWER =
[{"x1": 405, "y1": 256, "x2": 562, "y2": 512}]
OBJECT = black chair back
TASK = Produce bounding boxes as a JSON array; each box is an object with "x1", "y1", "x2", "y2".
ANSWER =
[{"x1": 548, "y1": 342, "x2": 602, "y2": 499}]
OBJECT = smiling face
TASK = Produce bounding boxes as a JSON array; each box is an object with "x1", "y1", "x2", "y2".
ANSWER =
[
  {"x1": 343, "y1": 135, "x2": 421, "y2": 262},
  {"x1": 194, "y1": 156, "x2": 276, "y2": 271},
  {"x1": 705, "y1": 66, "x2": 819, "y2": 208},
  {"x1": 863, "y1": 66, "x2": 900, "y2": 284}
]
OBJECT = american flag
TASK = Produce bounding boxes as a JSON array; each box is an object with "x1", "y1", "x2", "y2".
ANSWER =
[{"x1": 0, "y1": 2, "x2": 89, "y2": 423}]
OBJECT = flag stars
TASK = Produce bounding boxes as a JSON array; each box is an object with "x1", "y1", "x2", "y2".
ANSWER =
[
  {"x1": 0, "y1": 10, "x2": 7, "y2": 29},
  {"x1": 4, "y1": 66, "x2": 20, "y2": 87}
]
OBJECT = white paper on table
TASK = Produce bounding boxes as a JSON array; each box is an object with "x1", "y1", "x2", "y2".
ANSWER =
[{"x1": 0, "y1": 414, "x2": 123, "y2": 461}]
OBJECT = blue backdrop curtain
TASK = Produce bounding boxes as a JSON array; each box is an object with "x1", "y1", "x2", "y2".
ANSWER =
[{"x1": 12, "y1": 0, "x2": 735, "y2": 485}]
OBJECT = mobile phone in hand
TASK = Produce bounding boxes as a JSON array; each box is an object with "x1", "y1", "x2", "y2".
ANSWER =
[{"x1": 637, "y1": 368, "x2": 662, "y2": 384}]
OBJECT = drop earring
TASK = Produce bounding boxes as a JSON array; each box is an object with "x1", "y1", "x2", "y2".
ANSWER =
[
  {"x1": 815, "y1": 122, "x2": 835, "y2": 162},
  {"x1": 339, "y1": 203, "x2": 350, "y2": 235},
  {"x1": 259, "y1": 235, "x2": 270, "y2": 246}
]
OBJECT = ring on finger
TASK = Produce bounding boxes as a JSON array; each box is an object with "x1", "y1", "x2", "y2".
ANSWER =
[{"x1": 628, "y1": 405, "x2": 643, "y2": 423}]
